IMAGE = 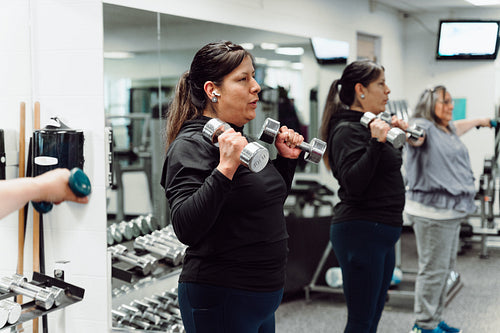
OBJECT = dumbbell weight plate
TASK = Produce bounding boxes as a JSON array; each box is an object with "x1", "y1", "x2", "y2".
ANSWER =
[
  {"x1": 0, "y1": 299, "x2": 21, "y2": 324},
  {"x1": 386, "y1": 128, "x2": 406, "y2": 149},
  {"x1": 304, "y1": 138, "x2": 327, "y2": 164},
  {"x1": 0, "y1": 307, "x2": 7, "y2": 329},
  {"x1": 202, "y1": 118, "x2": 231, "y2": 146},
  {"x1": 135, "y1": 216, "x2": 150, "y2": 235},
  {"x1": 239, "y1": 142, "x2": 269, "y2": 173},
  {"x1": 258, "y1": 118, "x2": 280, "y2": 144}
]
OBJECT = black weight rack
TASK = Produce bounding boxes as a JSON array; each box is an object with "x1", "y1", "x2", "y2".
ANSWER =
[{"x1": 0, "y1": 272, "x2": 85, "y2": 331}]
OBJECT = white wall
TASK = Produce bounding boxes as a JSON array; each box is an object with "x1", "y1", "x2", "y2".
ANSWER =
[
  {"x1": 0, "y1": 0, "x2": 108, "y2": 332},
  {"x1": 404, "y1": 8, "x2": 500, "y2": 183}
]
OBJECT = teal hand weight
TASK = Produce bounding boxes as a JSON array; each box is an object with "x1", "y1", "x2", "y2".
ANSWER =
[{"x1": 32, "y1": 168, "x2": 91, "y2": 214}]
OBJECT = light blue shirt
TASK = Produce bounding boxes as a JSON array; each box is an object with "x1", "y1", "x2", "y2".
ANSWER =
[{"x1": 404, "y1": 118, "x2": 476, "y2": 214}]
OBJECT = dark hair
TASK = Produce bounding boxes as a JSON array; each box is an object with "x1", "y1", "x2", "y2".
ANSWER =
[
  {"x1": 319, "y1": 60, "x2": 385, "y2": 166},
  {"x1": 413, "y1": 85, "x2": 447, "y2": 127},
  {"x1": 165, "y1": 40, "x2": 252, "y2": 149}
]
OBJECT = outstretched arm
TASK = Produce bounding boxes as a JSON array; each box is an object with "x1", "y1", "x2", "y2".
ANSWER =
[
  {"x1": 454, "y1": 118, "x2": 491, "y2": 136},
  {"x1": 0, "y1": 168, "x2": 89, "y2": 219}
]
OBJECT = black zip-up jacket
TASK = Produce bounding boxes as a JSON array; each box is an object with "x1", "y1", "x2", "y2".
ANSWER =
[
  {"x1": 327, "y1": 109, "x2": 404, "y2": 227},
  {"x1": 161, "y1": 116, "x2": 297, "y2": 291}
]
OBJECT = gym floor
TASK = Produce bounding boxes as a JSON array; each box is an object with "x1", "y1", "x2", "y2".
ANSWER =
[{"x1": 275, "y1": 227, "x2": 500, "y2": 333}]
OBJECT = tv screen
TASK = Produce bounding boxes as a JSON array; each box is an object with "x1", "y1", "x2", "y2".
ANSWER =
[
  {"x1": 310, "y1": 37, "x2": 349, "y2": 64},
  {"x1": 436, "y1": 20, "x2": 500, "y2": 60}
]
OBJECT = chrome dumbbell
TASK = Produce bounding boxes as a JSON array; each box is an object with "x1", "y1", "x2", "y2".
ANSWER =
[
  {"x1": 134, "y1": 236, "x2": 183, "y2": 266},
  {"x1": 203, "y1": 118, "x2": 269, "y2": 173},
  {"x1": 258, "y1": 118, "x2": 327, "y2": 164},
  {"x1": 360, "y1": 111, "x2": 406, "y2": 149},
  {"x1": 151, "y1": 231, "x2": 186, "y2": 252},
  {"x1": 127, "y1": 219, "x2": 142, "y2": 238},
  {"x1": 132, "y1": 216, "x2": 150, "y2": 236},
  {"x1": 117, "y1": 221, "x2": 134, "y2": 241},
  {"x1": 0, "y1": 299, "x2": 22, "y2": 325},
  {"x1": 118, "y1": 304, "x2": 162, "y2": 330},
  {"x1": 406, "y1": 124, "x2": 425, "y2": 143},
  {"x1": 108, "y1": 224, "x2": 123, "y2": 244},
  {"x1": 129, "y1": 300, "x2": 163, "y2": 326},
  {"x1": 144, "y1": 214, "x2": 160, "y2": 233},
  {"x1": 112, "y1": 309, "x2": 137, "y2": 329},
  {"x1": 0, "y1": 276, "x2": 54, "y2": 310},
  {"x1": 107, "y1": 227, "x2": 115, "y2": 246},
  {"x1": 11, "y1": 274, "x2": 64, "y2": 306},
  {"x1": 152, "y1": 294, "x2": 181, "y2": 320},
  {"x1": 0, "y1": 303, "x2": 8, "y2": 329},
  {"x1": 142, "y1": 297, "x2": 180, "y2": 323},
  {"x1": 108, "y1": 244, "x2": 155, "y2": 276},
  {"x1": 143, "y1": 234, "x2": 184, "y2": 263}
]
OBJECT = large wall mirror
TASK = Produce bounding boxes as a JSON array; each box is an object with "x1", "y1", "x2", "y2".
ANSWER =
[
  {"x1": 104, "y1": 3, "x2": 320, "y2": 221},
  {"x1": 103, "y1": 3, "x2": 320, "y2": 329}
]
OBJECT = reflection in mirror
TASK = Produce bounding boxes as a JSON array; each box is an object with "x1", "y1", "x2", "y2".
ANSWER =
[{"x1": 104, "y1": 3, "x2": 319, "y2": 330}]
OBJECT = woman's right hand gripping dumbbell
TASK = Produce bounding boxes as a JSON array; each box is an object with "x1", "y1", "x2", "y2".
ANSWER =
[
  {"x1": 216, "y1": 127, "x2": 250, "y2": 180},
  {"x1": 369, "y1": 117, "x2": 392, "y2": 143}
]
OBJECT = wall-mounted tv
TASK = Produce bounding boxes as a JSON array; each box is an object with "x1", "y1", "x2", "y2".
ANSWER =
[
  {"x1": 436, "y1": 20, "x2": 500, "y2": 60},
  {"x1": 310, "y1": 37, "x2": 349, "y2": 64}
]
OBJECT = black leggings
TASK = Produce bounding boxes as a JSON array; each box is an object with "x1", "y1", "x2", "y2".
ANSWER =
[
  {"x1": 331, "y1": 220, "x2": 401, "y2": 333},
  {"x1": 178, "y1": 282, "x2": 283, "y2": 333}
]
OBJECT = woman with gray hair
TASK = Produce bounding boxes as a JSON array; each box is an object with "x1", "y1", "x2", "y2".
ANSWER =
[{"x1": 405, "y1": 85, "x2": 492, "y2": 333}]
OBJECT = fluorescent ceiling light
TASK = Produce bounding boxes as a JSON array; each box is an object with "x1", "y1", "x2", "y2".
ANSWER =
[
  {"x1": 275, "y1": 47, "x2": 304, "y2": 56},
  {"x1": 240, "y1": 43, "x2": 254, "y2": 50},
  {"x1": 104, "y1": 51, "x2": 135, "y2": 59},
  {"x1": 291, "y1": 62, "x2": 304, "y2": 70},
  {"x1": 267, "y1": 60, "x2": 290, "y2": 67},
  {"x1": 254, "y1": 57, "x2": 268, "y2": 65},
  {"x1": 260, "y1": 42, "x2": 278, "y2": 50},
  {"x1": 465, "y1": 0, "x2": 500, "y2": 5}
]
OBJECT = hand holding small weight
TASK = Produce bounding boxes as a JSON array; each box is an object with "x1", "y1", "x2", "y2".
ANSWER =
[
  {"x1": 369, "y1": 118, "x2": 391, "y2": 143},
  {"x1": 217, "y1": 128, "x2": 249, "y2": 171},
  {"x1": 274, "y1": 126, "x2": 304, "y2": 159},
  {"x1": 203, "y1": 118, "x2": 269, "y2": 174},
  {"x1": 258, "y1": 118, "x2": 326, "y2": 164}
]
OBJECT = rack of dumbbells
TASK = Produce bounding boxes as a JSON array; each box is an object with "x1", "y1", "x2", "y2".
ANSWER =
[
  {"x1": 112, "y1": 287, "x2": 185, "y2": 332},
  {"x1": 109, "y1": 213, "x2": 187, "y2": 332},
  {"x1": 0, "y1": 271, "x2": 84, "y2": 330},
  {"x1": 108, "y1": 214, "x2": 186, "y2": 283}
]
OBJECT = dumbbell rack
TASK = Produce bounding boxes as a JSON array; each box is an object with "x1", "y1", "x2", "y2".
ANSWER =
[
  {"x1": 0, "y1": 272, "x2": 84, "y2": 331},
  {"x1": 111, "y1": 240, "x2": 181, "y2": 284}
]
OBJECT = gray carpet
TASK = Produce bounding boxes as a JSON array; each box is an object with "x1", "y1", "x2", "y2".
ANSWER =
[{"x1": 276, "y1": 228, "x2": 500, "y2": 332}]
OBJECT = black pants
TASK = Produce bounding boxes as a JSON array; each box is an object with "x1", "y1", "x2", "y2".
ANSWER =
[
  {"x1": 178, "y1": 282, "x2": 283, "y2": 333},
  {"x1": 331, "y1": 220, "x2": 402, "y2": 333}
]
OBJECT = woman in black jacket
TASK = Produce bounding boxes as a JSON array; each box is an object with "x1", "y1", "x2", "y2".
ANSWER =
[
  {"x1": 160, "y1": 40, "x2": 303, "y2": 333},
  {"x1": 319, "y1": 60, "x2": 408, "y2": 333}
]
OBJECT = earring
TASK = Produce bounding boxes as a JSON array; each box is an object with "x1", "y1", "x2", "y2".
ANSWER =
[
  {"x1": 211, "y1": 91, "x2": 220, "y2": 103},
  {"x1": 361, "y1": 94, "x2": 365, "y2": 99}
]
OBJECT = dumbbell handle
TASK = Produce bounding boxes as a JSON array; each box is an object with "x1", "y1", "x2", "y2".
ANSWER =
[{"x1": 32, "y1": 167, "x2": 91, "y2": 214}]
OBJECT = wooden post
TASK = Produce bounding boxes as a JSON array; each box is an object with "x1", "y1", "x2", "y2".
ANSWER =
[{"x1": 16, "y1": 102, "x2": 26, "y2": 306}]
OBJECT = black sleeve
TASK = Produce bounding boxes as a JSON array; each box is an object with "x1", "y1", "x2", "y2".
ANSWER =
[
  {"x1": 272, "y1": 155, "x2": 298, "y2": 194},
  {"x1": 330, "y1": 125, "x2": 383, "y2": 196},
  {"x1": 161, "y1": 138, "x2": 232, "y2": 246}
]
